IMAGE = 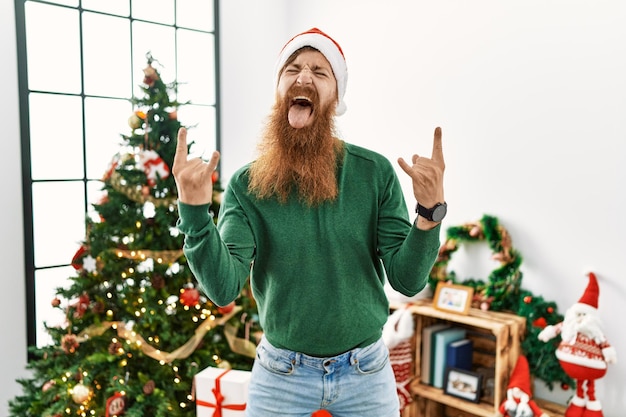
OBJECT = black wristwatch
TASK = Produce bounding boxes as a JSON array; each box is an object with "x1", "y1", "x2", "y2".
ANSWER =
[{"x1": 415, "y1": 202, "x2": 447, "y2": 222}]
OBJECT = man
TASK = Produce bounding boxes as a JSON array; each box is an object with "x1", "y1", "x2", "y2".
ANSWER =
[{"x1": 173, "y1": 28, "x2": 446, "y2": 417}]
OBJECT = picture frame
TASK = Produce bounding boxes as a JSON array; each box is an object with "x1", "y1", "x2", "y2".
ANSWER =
[
  {"x1": 443, "y1": 367, "x2": 483, "y2": 403},
  {"x1": 433, "y1": 282, "x2": 474, "y2": 315}
]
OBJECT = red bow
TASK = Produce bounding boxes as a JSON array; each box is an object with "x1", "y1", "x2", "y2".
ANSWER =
[{"x1": 197, "y1": 369, "x2": 247, "y2": 417}]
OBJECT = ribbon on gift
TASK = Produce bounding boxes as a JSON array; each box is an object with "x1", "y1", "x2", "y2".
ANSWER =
[{"x1": 197, "y1": 369, "x2": 247, "y2": 417}]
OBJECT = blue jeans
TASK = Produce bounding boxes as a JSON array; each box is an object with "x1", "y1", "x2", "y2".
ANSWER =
[{"x1": 246, "y1": 336, "x2": 399, "y2": 417}]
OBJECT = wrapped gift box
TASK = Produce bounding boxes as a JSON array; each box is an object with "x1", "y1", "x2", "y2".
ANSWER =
[{"x1": 195, "y1": 366, "x2": 251, "y2": 417}]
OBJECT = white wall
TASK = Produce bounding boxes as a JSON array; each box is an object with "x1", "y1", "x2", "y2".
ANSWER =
[
  {"x1": 1, "y1": 0, "x2": 28, "y2": 415},
  {"x1": 220, "y1": 0, "x2": 626, "y2": 415}
]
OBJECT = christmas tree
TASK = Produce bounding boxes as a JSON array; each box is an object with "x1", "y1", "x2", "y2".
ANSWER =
[{"x1": 9, "y1": 54, "x2": 260, "y2": 417}]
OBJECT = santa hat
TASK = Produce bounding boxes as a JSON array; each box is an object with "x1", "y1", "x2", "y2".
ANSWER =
[
  {"x1": 508, "y1": 355, "x2": 532, "y2": 396},
  {"x1": 574, "y1": 272, "x2": 599, "y2": 314},
  {"x1": 274, "y1": 28, "x2": 348, "y2": 116}
]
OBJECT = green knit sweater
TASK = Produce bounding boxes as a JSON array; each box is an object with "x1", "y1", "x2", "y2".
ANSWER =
[{"x1": 177, "y1": 142, "x2": 440, "y2": 356}]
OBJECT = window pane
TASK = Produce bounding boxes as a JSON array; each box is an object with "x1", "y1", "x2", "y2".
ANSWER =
[
  {"x1": 35, "y1": 266, "x2": 74, "y2": 347},
  {"x1": 40, "y1": 0, "x2": 78, "y2": 6},
  {"x1": 82, "y1": 0, "x2": 129, "y2": 16},
  {"x1": 25, "y1": 2, "x2": 81, "y2": 93},
  {"x1": 83, "y1": 12, "x2": 131, "y2": 98},
  {"x1": 132, "y1": 0, "x2": 174, "y2": 25},
  {"x1": 177, "y1": 0, "x2": 214, "y2": 31},
  {"x1": 132, "y1": 21, "x2": 176, "y2": 97},
  {"x1": 177, "y1": 29, "x2": 215, "y2": 104},
  {"x1": 178, "y1": 104, "x2": 216, "y2": 158},
  {"x1": 29, "y1": 93, "x2": 84, "y2": 179},
  {"x1": 32, "y1": 182, "x2": 86, "y2": 268},
  {"x1": 85, "y1": 97, "x2": 132, "y2": 179}
]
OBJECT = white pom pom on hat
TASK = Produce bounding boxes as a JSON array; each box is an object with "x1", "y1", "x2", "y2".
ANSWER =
[{"x1": 274, "y1": 27, "x2": 348, "y2": 116}]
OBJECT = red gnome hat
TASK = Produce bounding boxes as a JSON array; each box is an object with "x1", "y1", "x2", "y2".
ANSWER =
[
  {"x1": 575, "y1": 272, "x2": 600, "y2": 315},
  {"x1": 508, "y1": 354, "x2": 532, "y2": 396}
]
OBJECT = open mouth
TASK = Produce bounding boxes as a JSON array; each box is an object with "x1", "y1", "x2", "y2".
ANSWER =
[
  {"x1": 288, "y1": 95, "x2": 315, "y2": 128},
  {"x1": 291, "y1": 96, "x2": 314, "y2": 110}
]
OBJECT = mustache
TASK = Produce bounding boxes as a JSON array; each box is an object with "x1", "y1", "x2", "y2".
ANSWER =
[{"x1": 285, "y1": 85, "x2": 319, "y2": 104}]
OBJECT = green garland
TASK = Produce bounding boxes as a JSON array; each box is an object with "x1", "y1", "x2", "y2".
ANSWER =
[
  {"x1": 429, "y1": 214, "x2": 523, "y2": 311},
  {"x1": 429, "y1": 214, "x2": 574, "y2": 390}
]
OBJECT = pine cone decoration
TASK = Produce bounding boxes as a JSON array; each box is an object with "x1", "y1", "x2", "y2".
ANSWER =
[
  {"x1": 108, "y1": 341, "x2": 123, "y2": 355},
  {"x1": 143, "y1": 380, "x2": 155, "y2": 395},
  {"x1": 92, "y1": 301, "x2": 105, "y2": 314},
  {"x1": 151, "y1": 274, "x2": 165, "y2": 290},
  {"x1": 61, "y1": 334, "x2": 79, "y2": 354}
]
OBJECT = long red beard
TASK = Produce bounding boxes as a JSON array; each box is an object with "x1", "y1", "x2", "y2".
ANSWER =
[{"x1": 248, "y1": 87, "x2": 344, "y2": 206}]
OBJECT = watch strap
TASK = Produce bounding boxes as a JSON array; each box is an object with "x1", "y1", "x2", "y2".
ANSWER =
[{"x1": 415, "y1": 202, "x2": 447, "y2": 222}]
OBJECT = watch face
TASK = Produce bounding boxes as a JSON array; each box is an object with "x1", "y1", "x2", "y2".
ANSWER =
[{"x1": 432, "y1": 204, "x2": 447, "y2": 222}]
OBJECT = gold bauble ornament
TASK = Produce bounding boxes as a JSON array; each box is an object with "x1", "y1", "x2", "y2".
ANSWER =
[
  {"x1": 128, "y1": 114, "x2": 142, "y2": 130},
  {"x1": 71, "y1": 382, "x2": 92, "y2": 404}
]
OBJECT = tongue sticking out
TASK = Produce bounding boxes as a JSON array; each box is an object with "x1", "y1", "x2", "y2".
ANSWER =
[{"x1": 288, "y1": 102, "x2": 313, "y2": 129}]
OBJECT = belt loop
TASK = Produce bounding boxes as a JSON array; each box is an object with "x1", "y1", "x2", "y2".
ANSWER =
[
  {"x1": 293, "y1": 352, "x2": 301, "y2": 366},
  {"x1": 349, "y1": 347, "x2": 358, "y2": 366}
]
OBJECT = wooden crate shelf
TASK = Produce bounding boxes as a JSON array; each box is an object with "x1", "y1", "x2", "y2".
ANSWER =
[
  {"x1": 398, "y1": 299, "x2": 526, "y2": 417},
  {"x1": 393, "y1": 299, "x2": 567, "y2": 417},
  {"x1": 411, "y1": 383, "x2": 495, "y2": 417}
]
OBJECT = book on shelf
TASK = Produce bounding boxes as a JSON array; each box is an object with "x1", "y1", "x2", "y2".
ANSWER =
[
  {"x1": 432, "y1": 327, "x2": 467, "y2": 388},
  {"x1": 446, "y1": 338, "x2": 473, "y2": 371},
  {"x1": 420, "y1": 323, "x2": 451, "y2": 384}
]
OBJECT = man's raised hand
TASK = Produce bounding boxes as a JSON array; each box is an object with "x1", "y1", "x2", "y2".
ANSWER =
[
  {"x1": 397, "y1": 126, "x2": 445, "y2": 209},
  {"x1": 172, "y1": 127, "x2": 220, "y2": 205}
]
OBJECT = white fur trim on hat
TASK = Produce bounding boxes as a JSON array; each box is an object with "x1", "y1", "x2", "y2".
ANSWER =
[
  {"x1": 570, "y1": 302, "x2": 598, "y2": 316},
  {"x1": 275, "y1": 28, "x2": 348, "y2": 116}
]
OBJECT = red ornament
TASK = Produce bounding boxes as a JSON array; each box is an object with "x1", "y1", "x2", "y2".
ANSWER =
[
  {"x1": 105, "y1": 392, "x2": 126, "y2": 417},
  {"x1": 547, "y1": 306, "x2": 554, "y2": 314},
  {"x1": 72, "y1": 293, "x2": 90, "y2": 318},
  {"x1": 523, "y1": 295, "x2": 532, "y2": 304},
  {"x1": 532, "y1": 317, "x2": 547, "y2": 328},
  {"x1": 217, "y1": 301, "x2": 236, "y2": 315},
  {"x1": 140, "y1": 150, "x2": 170, "y2": 186},
  {"x1": 180, "y1": 288, "x2": 200, "y2": 307},
  {"x1": 561, "y1": 382, "x2": 570, "y2": 390}
]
